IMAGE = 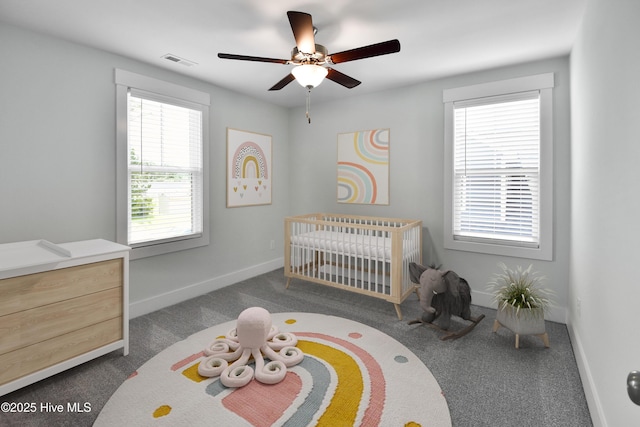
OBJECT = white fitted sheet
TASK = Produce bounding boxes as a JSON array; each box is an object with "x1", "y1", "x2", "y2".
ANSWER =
[{"x1": 290, "y1": 230, "x2": 408, "y2": 261}]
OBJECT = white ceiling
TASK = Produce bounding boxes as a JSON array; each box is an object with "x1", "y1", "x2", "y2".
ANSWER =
[{"x1": 0, "y1": 0, "x2": 587, "y2": 107}]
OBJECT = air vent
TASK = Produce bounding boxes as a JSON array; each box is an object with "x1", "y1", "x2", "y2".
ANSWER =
[{"x1": 162, "y1": 54, "x2": 197, "y2": 67}]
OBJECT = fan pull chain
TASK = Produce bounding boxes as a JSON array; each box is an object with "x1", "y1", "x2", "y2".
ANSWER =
[{"x1": 306, "y1": 87, "x2": 312, "y2": 124}]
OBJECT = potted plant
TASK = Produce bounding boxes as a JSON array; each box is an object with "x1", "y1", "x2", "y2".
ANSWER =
[{"x1": 487, "y1": 262, "x2": 553, "y2": 348}]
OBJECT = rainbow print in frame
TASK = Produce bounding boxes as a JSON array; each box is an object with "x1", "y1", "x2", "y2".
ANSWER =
[
  {"x1": 226, "y1": 128, "x2": 272, "y2": 207},
  {"x1": 337, "y1": 128, "x2": 390, "y2": 205}
]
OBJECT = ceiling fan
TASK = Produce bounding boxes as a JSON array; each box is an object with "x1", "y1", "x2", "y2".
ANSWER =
[{"x1": 218, "y1": 11, "x2": 400, "y2": 121}]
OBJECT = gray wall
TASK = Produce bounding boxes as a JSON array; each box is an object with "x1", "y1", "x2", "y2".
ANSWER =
[
  {"x1": 0, "y1": 23, "x2": 291, "y2": 314},
  {"x1": 288, "y1": 56, "x2": 572, "y2": 322},
  {"x1": 570, "y1": 0, "x2": 640, "y2": 425}
]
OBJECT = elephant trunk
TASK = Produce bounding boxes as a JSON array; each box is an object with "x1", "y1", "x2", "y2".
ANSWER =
[{"x1": 420, "y1": 288, "x2": 437, "y2": 314}]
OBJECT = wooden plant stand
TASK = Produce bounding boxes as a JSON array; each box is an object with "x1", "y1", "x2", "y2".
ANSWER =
[{"x1": 492, "y1": 319, "x2": 550, "y2": 349}]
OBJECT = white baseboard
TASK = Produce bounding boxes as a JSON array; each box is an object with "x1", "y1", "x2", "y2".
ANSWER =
[
  {"x1": 129, "y1": 257, "x2": 284, "y2": 319},
  {"x1": 567, "y1": 320, "x2": 606, "y2": 427}
]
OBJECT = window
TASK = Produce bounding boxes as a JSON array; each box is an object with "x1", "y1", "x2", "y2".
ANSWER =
[
  {"x1": 443, "y1": 73, "x2": 553, "y2": 260},
  {"x1": 115, "y1": 69, "x2": 210, "y2": 259}
]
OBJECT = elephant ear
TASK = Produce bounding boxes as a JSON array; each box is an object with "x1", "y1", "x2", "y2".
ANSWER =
[
  {"x1": 442, "y1": 271, "x2": 462, "y2": 298},
  {"x1": 409, "y1": 262, "x2": 428, "y2": 284}
]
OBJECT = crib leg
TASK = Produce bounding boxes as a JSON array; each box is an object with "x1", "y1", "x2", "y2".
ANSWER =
[
  {"x1": 285, "y1": 277, "x2": 292, "y2": 289},
  {"x1": 394, "y1": 304, "x2": 403, "y2": 320}
]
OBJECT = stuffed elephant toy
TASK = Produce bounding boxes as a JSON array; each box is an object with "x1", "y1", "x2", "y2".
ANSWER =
[{"x1": 409, "y1": 262, "x2": 473, "y2": 330}]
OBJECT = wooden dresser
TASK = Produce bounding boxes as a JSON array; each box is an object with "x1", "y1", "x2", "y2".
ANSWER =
[{"x1": 0, "y1": 239, "x2": 130, "y2": 396}]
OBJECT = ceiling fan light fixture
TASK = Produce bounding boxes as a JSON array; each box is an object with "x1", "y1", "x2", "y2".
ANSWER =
[{"x1": 291, "y1": 64, "x2": 328, "y2": 89}]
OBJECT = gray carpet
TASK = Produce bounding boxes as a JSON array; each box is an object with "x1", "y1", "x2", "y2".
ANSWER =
[{"x1": 0, "y1": 268, "x2": 592, "y2": 426}]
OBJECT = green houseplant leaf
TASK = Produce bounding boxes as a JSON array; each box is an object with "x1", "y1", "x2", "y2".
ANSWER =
[{"x1": 487, "y1": 262, "x2": 554, "y2": 319}]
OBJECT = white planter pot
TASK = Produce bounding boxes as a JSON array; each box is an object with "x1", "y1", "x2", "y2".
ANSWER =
[{"x1": 493, "y1": 305, "x2": 549, "y2": 348}]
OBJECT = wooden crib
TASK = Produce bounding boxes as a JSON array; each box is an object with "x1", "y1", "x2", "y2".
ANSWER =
[{"x1": 284, "y1": 213, "x2": 422, "y2": 319}]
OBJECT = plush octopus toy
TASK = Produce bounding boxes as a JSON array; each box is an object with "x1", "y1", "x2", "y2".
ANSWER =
[{"x1": 197, "y1": 307, "x2": 304, "y2": 387}]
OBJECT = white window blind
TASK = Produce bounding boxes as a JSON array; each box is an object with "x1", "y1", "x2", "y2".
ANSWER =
[
  {"x1": 127, "y1": 89, "x2": 204, "y2": 247},
  {"x1": 452, "y1": 91, "x2": 541, "y2": 247}
]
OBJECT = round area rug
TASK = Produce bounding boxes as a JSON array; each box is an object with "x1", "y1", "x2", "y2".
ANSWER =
[{"x1": 95, "y1": 312, "x2": 451, "y2": 427}]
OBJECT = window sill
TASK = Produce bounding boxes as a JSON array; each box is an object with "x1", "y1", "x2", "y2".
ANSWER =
[
  {"x1": 444, "y1": 235, "x2": 552, "y2": 261},
  {"x1": 127, "y1": 234, "x2": 209, "y2": 260}
]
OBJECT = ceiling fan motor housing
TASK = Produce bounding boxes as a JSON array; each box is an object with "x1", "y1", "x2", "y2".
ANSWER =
[{"x1": 292, "y1": 44, "x2": 328, "y2": 65}]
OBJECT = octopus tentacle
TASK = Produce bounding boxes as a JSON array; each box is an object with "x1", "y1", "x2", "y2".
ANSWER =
[
  {"x1": 253, "y1": 347, "x2": 286, "y2": 385},
  {"x1": 251, "y1": 348, "x2": 265, "y2": 372},
  {"x1": 226, "y1": 328, "x2": 239, "y2": 340},
  {"x1": 268, "y1": 332, "x2": 298, "y2": 350},
  {"x1": 261, "y1": 344, "x2": 304, "y2": 367},
  {"x1": 209, "y1": 347, "x2": 243, "y2": 361},
  {"x1": 220, "y1": 364, "x2": 254, "y2": 387},
  {"x1": 278, "y1": 346, "x2": 305, "y2": 366},
  {"x1": 227, "y1": 348, "x2": 252, "y2": 370},
  {"x1": 204, "y1": 338, "x2": 240, "y2": 356},
  {"x1": 220, "y1": 348, "x2": 254, "y2": 388},
  {"x1": 266, "y1": 325, "x2": 279, "y2": 341},
  {"x1": 198, "y1": 356, "x2": 228, "y2": 377}
]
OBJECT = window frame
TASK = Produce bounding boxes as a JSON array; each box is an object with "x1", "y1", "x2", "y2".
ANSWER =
[
  {"x1": 115, "y1": 69, "x2": 210, "y2": 259},
  {"x1": 443, "y1": 73, "x2": 554, "y2": 261}
]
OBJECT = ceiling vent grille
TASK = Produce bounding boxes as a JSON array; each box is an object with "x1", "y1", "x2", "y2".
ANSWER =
[{"x1": 162, "y1": 54, "x2": 197, "y2": 67}]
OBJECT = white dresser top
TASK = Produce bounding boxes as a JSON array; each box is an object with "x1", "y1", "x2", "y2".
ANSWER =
[{"x1": 0, "y1": 239, "x2": 130, "y2": 279}]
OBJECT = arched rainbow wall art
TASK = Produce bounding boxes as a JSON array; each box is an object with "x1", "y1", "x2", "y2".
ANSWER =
[
  {"x1": 227, "y1": 128, "x2": 272, "y2": 207},
  {"x1": 232, "y1": 142, "x2": 268, "y2": 180},
  {"x1": 337, "y1": 129, "x2": 390, "y2": 205}
]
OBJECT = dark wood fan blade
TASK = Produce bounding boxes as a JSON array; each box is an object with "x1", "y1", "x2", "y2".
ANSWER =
[
  {"x1": 269, "y1": 73, "x2": 296, "y2": 91},
  {"x1": 218, "y1": 53, "x2": 288, "y2": 64},
  {"x1": 326, "y1": 68, "x2": 361, "y2": 89},
  {"x1": 329, "y1": 39, "x2": 401, "y2": 64},
  {"x1": 287, "y1": 11, "x2": 315, "y2": 54}
]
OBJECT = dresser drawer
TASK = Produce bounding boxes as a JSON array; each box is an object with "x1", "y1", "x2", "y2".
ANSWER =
[
  {"x1": 0, "y1": 287, "x2": 122, "y2": 355},
  {"x1": 0, "y1": 258, "x2": 122, "y2": 316},
  {"x1": 0, "y1": 318, "x2": 122, "y2": 386}
]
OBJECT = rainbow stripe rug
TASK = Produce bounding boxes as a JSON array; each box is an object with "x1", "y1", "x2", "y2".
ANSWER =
[{"x1": 95, "y1": 312, "x2": 451, "y2": 427}]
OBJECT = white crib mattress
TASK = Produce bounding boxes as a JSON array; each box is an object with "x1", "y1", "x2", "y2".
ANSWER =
[{"x1": 290, "y1": 230, "x2": 412, "y2": 261}]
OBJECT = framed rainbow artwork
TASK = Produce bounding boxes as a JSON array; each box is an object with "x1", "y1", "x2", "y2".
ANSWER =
[
  {"x1": 337, "y1": 128, "x2": 390, "y2": 205},
  {"x1": 226, "y1": 128, "x2": 272, "y2": 207}
]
